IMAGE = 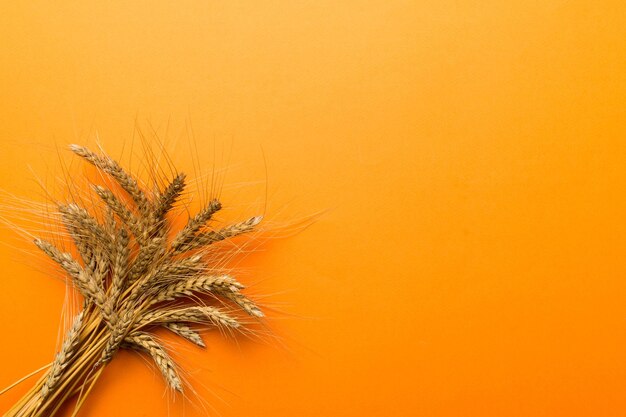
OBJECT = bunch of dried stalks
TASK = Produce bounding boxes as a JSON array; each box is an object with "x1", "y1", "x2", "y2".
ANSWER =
[{"x1": 4, "y1": 145, "x2": 264, "y2": 416}]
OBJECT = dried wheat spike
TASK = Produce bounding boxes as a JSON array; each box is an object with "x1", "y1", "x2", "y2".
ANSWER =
[
  {"x1": 70, "y1": 145, "x2": 149, "y2": 213},
  {"x1": 58, "y1": 204, "x2": 111, "y2": 249},
  {"x1": 157, "y1": 255, "x2": 206, "y2": 279},
  {"x1": 150, "y1": 275, "x2": 245, "y2": 305},
  {"x1": 173, "y1": 215, "x2": 262, "y2": 254},
  {"x1": 163, "y1": 322, "x2": 205, "y2": 347},
  {"x1": 33, "y1": 239, "x2": 106, "y2": 310},
  {"x1": 219, "y1": 290, "x2": 264, "y2": 318},
  {"x1": 99, "y1": 309, "x2": 135, "y2": 365},
  {"x1": 109, "y1": 228, "x2": 130, "y2": 301},
  {"x1": 39, "y1": 312, "x2": 84, "y2": 402},
  {"x1": 154, "y1": 172, "x2": 186, "y2": 220},
  {"x1": 171, "y1": 199, "x2": 222, "y2": 251},
  {"x1": 137, "y1": 306, "x2": 240, "y2": 329},
  {"x1": 124, "y1": 332, "x2": 183, "y2": 392},
  {"x1": 128, "y1": 236, "x2": 166, "y2": 282},
  {"x1": 93, "y1": 185, "x2": 141, "y2": 238}
]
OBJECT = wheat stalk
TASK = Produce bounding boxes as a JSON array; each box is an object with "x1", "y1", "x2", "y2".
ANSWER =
[{"x1": 4, "y1": 144, "x2": 265, "y2": 417}]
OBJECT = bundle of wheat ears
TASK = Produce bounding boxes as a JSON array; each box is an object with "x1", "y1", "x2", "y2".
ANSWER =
[{"x1": 4, "y1": 145, "x2": 264, "y2": 416}]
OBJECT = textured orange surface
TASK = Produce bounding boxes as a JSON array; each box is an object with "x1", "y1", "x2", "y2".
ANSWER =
[{"x1": 2, "y1": 1, "x2": 626, "y2": 416}]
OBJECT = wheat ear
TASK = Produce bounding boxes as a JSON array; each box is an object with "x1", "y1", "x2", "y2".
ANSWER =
[
  {"x1": 171, "y1": 199, "x2": 222, "y2": 251},
  {"x1": 173, "y1": 215, "x2": 262, "y2": 254},
  {"x1": 153, "y1": 172, "x2": 186, "y2": 220},
  {"x1": 39, "y1": 311, "x2": 84, "y2": 402},
  {"x1": 137, "y1": 306, "x2": 240, "y2": 329},
  {"x1": 33, "y1": 239, "x2": 107, "y2": 311},
  {"x1": 162, "y1": 322, "x2": 205, "y2": 347},
  {"x1": 149, "y1": 275, "x2": 244, "y2": 305},
  {"x1": 69, "y1": 145, "x2": 149, "y2": 213},
  {"x1": 124, "y1": 332, "x2": 183, "y2": 392}
]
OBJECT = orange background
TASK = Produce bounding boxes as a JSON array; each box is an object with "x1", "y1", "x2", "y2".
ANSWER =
[{"x1": 2, "y1": 1, "x2": 626, "y2": 416}]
